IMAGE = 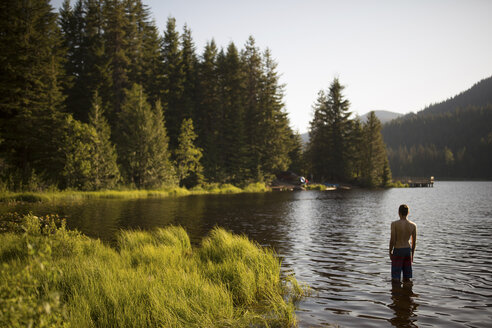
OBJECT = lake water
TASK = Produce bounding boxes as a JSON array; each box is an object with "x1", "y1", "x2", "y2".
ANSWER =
[{"x1": 2, "y1": 181, "x2": 491, "y2": 327}]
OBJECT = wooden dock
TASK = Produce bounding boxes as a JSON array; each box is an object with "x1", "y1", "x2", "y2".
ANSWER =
[{"x1": 397, "y1": 176, "x2": 434, "y2": 187}]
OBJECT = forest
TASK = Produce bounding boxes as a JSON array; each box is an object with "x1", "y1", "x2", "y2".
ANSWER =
[
  {"x1": 0, "y1": 0, "x2": 303, "y2": 191},
  {"x1": 0, "y1": 0, "x2": 392, "y2": 191},
  {"x1": 382, "y1": 76, "x2": 492, "y2": 179}
]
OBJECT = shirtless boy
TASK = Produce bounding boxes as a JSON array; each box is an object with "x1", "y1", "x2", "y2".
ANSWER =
[{"x1": 389, "y1": 204, "x2": 417, "y2": 282}]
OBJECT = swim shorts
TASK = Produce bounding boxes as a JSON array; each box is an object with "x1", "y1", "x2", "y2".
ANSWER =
[{"x1": 391, "y1": 247, "x2": 412, "y2": 280}]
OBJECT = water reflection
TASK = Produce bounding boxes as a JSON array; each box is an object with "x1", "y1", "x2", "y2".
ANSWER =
[{"x1": 388, "y1": 281, "x2": 418, "y2": 328}]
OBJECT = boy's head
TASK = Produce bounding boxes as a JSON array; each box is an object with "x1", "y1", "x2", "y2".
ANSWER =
[{"x1": 398, "y1": 204, "x2": 409, "y2": 217}]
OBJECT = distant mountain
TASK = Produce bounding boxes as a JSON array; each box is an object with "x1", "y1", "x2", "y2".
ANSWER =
[
  {"x1": 382, "y1": 75, "x2": 492, "y2": 179},
  {"x1": 359, "y1": 110, "x2": 403, "y2": 124}
]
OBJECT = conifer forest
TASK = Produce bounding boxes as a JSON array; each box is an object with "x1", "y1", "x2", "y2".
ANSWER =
[{"x1": 0, "y1": 0, "x2": 392, "y2": 191}]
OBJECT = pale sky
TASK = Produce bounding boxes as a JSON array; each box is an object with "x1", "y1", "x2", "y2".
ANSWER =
[{"x1": 52, "y1": 0, "x2": 492, "y2": 133}]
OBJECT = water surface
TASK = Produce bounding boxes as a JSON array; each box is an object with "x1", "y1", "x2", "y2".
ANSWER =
[{"x1": 2, "y1": 181, "x2": 491, "y2": 327}]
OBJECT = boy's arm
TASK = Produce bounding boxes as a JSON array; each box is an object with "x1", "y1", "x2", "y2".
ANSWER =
[
  {"x1": 389, "y1": 222, "x2": 395, "y2": 259},
  {"x1": 411, "y1": 224, "x2": 417, "y2": 262}
]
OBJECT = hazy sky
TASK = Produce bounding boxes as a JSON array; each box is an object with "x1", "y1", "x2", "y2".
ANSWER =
[{"x1": 52, "y1": 0, "x2": 492, "y2": 133}]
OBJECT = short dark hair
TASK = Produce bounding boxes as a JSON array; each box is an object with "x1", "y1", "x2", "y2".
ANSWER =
[{"x1": 399, "y1": 204, "x2": 409, "y2": 216}]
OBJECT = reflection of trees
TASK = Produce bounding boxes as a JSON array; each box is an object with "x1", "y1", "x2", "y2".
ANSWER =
[
  {"x1": 65, "y1": 199, "x2": 125, "y2": 244},
  {"x1": 388, "y1": 282, "x2": 419, "y2": 327}
]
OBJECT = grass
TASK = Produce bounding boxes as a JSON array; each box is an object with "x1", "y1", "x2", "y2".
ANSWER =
[
  {"x1": 387, "y1": 181, "x2": 409, "y2": 188},
  {"x1": 305, "y1": 184, "x2": 327, "y2": 191},
  {"x1": 0, "y1": 214, "x2": 307, "y2": 327},
  {"x1": 0, "y1": 182, "x2": 270, "y2": 203}
]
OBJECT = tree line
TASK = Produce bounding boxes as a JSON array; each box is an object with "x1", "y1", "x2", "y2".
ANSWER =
[{"x1": 0, "y1": 0, "x2": 302, "y2": 191}]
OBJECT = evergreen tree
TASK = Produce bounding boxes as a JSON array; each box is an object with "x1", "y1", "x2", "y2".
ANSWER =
[
  {"x1": 116, "y1": 84, "x2": 175, "y2": 188},
  {"x1": 59, "y1": 0, "x2": 110, "y2": 123},
  {"x1": 60, "y1": 115, "x2": 96, "y2": 190},
  {"x1": 0, "y1": 0, "x2": 66, "y2": 188},
  {"x1": 160, "y1": 17, "x2": 185, "y2": 150},
  {"x1": 287, "y1": 131, "x2": 305, "y2": 175},
  {"x1": 256, "y1": 48, "x2": 293, "y2": 181},
  {"x1": 123, "y1": 0, "x2": 161, "y2": 104},
  {"x1": 217, "y1": 42, "x2": 247, "y2": 183},
  {"x1": 196, "y1": 40, "x2": 222, "y2": 180},
  {"x1": 240, "y1": 36, "x2": 264, "y2": 180},
  {"x1": 103, "y1": 0, "x2": 130, "y2": 123},
  {"x1": 347, "y1": 118, "x2": 364, "y2": 182},
  {"x1": 181, "y1": 25, "x2": 198, "y2": 121},
  {"x1": 175, "y1": 118, "x2": 204, "y2": 188},
  {"x1": 360, "y1": 111, "x2": 391, "y2": 187},
  {"x1": 87, "y1": 91, "x2": 120, "y2": 189},
  {"x1": 306, "y1": 78, "x2": 352, "y2": 182}
]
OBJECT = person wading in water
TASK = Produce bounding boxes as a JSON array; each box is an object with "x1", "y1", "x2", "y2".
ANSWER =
[{"x1": 389, "y1": 204, "x2": 417, "y2": 283}]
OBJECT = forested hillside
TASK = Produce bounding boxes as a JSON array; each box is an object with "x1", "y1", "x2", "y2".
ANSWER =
[
  {"x1": 0, "y1": 0, "x2": 302, "y2": 191},
  {"x1": 382, "y1": 77, "x2": 492, "y2": 179},
  {"x1": 416, "y1": 76, "x2": 492, "y2": 116}
]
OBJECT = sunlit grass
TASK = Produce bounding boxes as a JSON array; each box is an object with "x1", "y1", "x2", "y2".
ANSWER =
[
  {"x1": 0, "y1": 183, "x2": 271, "y2": 203},
  {"x1": 0, "y1": 214, "x2": 306, "y2": 327},
  {"x1": 305, "y1": 184, "x2": 327, "y2": 191}
]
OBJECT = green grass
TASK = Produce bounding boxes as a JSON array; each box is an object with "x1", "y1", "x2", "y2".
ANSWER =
[
  {"x1": 305, "y1": 184, "x2": 327, "y2": 191},
  {"x1": 0, "y1": 214, "x2": 306, "y2": 327},
  {"x1": 0, "y1": 183, "x2": 271, "y2": 203},
  {"x1": 387, "y1": 181, "x2": 409, "y2": 188}
]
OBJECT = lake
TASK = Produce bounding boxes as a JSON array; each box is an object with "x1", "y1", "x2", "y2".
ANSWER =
[{"x1": 2, "y1": 181, "x2": 491, "y2": 327}]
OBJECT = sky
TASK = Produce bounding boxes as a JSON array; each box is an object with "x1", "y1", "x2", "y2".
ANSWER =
[{"x1": 52, "y1": 0, "x2": 492, "y2": 133}]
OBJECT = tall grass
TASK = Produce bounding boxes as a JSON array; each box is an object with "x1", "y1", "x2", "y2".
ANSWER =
[
  {"x1": 0, "y1": 214, "x2": 306, "y2": 327},
  {"x1": 0, "y1": 183, "x2": 271, "y2": 203},
  {"x1": 305, "y1": 184, "x2": 327, "y2": 191}
]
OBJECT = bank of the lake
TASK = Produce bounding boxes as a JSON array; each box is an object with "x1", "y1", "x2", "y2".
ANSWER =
[
  {"x1": 0, "y1": 182, "x2": 269, "y2": 203},
  {"x1": 0, "y1": 214, "x2": 307, "y2": 328}
]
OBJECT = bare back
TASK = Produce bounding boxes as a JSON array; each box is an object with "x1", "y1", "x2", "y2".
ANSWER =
[{"x1": 391, "y1": 219, "x2": 417, "y2": 248}]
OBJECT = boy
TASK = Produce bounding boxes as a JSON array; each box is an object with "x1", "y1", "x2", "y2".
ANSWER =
[{"x1": 389, "y1": 204, "x2": 417, "y2": 282}]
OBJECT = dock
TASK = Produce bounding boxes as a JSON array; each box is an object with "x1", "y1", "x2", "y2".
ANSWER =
[{"x1": 397, "y1": 176, "x2": 434, "y2": 187}]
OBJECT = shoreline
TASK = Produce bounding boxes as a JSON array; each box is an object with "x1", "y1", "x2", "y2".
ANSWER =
[{"x1": 0, "y1": 182, "x2": 270, "y2": 203}]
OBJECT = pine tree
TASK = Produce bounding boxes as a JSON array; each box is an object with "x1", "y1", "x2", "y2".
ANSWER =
[
  {"x1": 361, "y1": 111, "x2": 391, "y2": 187},
  {"x1": 116, "y1": 84, "x2": 175, "y2": 189},
  {"x1": 257, "y1": 48, "x2": 293, "y2": 181},
  {"x1": 287, "y1": 131, "x2": 305, "y2": 175},
  {"x1": 306, "y1": 90, "x2": 330, "y2": 181},
  {"x1": 240, "y1": 36, "x2": 264, "y2": 180},
  {"x1": 60, "y1": 115, "x2": 96, "y2": 190},
  {"x1": 103, "y1": 0, "x2": 130, "y2": 124},
  {"x1": 87, "y1": 91, "x2": 120, "y2": 189},
  {"x1": 160, "y1": 17, "x2": 185, "y2": 150},
  {"x1": 306, "y1": 78, "x2": 352, "y2": 182},
  {"x1": 196, "y1": 40, "x2": 222, "y2": 180},
  {"x1": 123, "y1": 0, "x2": 161, "y2": 104},
  {"x1": 218, "y1": 42, "x2": 247, "y2": 183},
  {"x1": 175, "y1": 118, "x2": 204, "y2": 188},
  {"x1": 181, "y1": 25, "x2": 198, "y2": 121},
  {"x1": 59, "y1": 0, "x2": 109, "y2": 123},
  {"x1": 0, "y1": 0, "x2": 66, "y2": 188},
  {"x1": 347, "y1": 118, "x2": 364, "y2": 182}
]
